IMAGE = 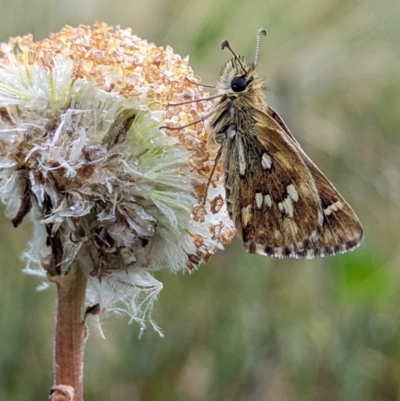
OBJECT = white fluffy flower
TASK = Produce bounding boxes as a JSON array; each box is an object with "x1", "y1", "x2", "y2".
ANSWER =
[{"x1": 0, "y1": 24, "x2": 234, "y2": 331}]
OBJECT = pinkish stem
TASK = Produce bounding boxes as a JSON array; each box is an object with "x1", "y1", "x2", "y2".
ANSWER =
[{"x1": 49, "y1": 264, "x2": 87, "y2": 401}]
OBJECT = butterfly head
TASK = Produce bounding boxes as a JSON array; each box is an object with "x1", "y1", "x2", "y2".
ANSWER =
[
  {"x1": 216, "y1": 56, "x2": 257, "y2": 95},
  {"x1": 216, "y1": 29, "x2": 266, "y2": 96}
]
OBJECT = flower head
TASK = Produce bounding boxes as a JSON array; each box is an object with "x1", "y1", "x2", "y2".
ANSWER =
[{"x1": 0, "y1": 24, "x2": 234, "y2": 331}]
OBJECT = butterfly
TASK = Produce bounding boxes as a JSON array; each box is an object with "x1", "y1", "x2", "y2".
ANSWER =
[{"x1": 204, "y1": 29, "x2": 363, "y2": 258}]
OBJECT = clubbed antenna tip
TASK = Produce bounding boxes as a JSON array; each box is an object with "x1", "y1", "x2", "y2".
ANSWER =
[
  {"x1": 254, "y1": 28, "x2": 267, "y2": 66},
  {"x1": 220, "y1": 39, "x2": 247, "y2": 75}
]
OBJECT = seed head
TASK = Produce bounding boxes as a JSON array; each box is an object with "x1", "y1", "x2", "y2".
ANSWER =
[{"x1": 0, "y1": 24, "x2": 234, "y2": 331}]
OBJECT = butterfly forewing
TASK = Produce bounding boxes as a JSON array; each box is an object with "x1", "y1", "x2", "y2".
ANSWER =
[{"x1": 223, "y1": 117, "x2": 326, "y2": 257}]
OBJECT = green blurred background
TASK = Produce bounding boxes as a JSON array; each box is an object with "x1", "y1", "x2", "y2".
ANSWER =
[{"x1": 0, "y1": 0, "x2": 399, "y2": 400}]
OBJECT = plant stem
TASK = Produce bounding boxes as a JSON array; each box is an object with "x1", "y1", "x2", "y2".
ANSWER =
[{"x1": 49, "y1": 263, "x2": 87, "y2": 401}]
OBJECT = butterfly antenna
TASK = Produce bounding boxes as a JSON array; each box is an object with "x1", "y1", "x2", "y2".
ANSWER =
[
  {"x1": 221, "y1": 39, "x2": 247, "y2": 75},
  {"x1": 253, "y1": 28, "x2": 267, "y2": 66}
]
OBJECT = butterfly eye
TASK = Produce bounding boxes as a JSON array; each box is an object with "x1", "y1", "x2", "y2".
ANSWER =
[{"x1": 231, "y1": 75, "x2": 248, "y2": 92}]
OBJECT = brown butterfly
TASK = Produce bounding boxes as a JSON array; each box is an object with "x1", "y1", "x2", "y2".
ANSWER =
[
  {"x1": 169, "y1": 29, "x2": 363, "y2": 258},
  {"x1": 208, "y1": 29, "x2": 364, "y2": 258}
]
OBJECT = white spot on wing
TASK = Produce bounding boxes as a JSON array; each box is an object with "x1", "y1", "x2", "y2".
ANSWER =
[
  {"x1": 276, "y1": 186, "x2": 299, "y2": 221},
  {"x1": 237, "y1": 138, "x2": 246, "y2": 176},
  {"x1": 282, "y1": 197, "x2": 294, "y2": 218},
  {"x1": 229, "y1": 129, "x2": 236, "y2": 139},
  {"x1": 324, "y1": 201, "x2": 344, "y2": 216},
  {"x1": 255, "y1": 193, "x2": 263, "y2": 209},
  {"x1": 264, "y1": 194, "x2": 272, "y2": 208},
  {"x1": 278, "y1": 195, "x2": 294, "y2": 218},
  {"x1": 287, "y1": 184, "x2": 299, "y2": 202},
  {"x1": 261, "y1": 152, "x2": 272, "y2": 170}
]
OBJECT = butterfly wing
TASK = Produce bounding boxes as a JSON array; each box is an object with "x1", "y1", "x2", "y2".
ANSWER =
[
  {"x1": 224, "y1": 107, "x2": 325, "y2": 258},
  {"x1": 267, "y1": 106, "x2": 363, "y2": 257}
]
